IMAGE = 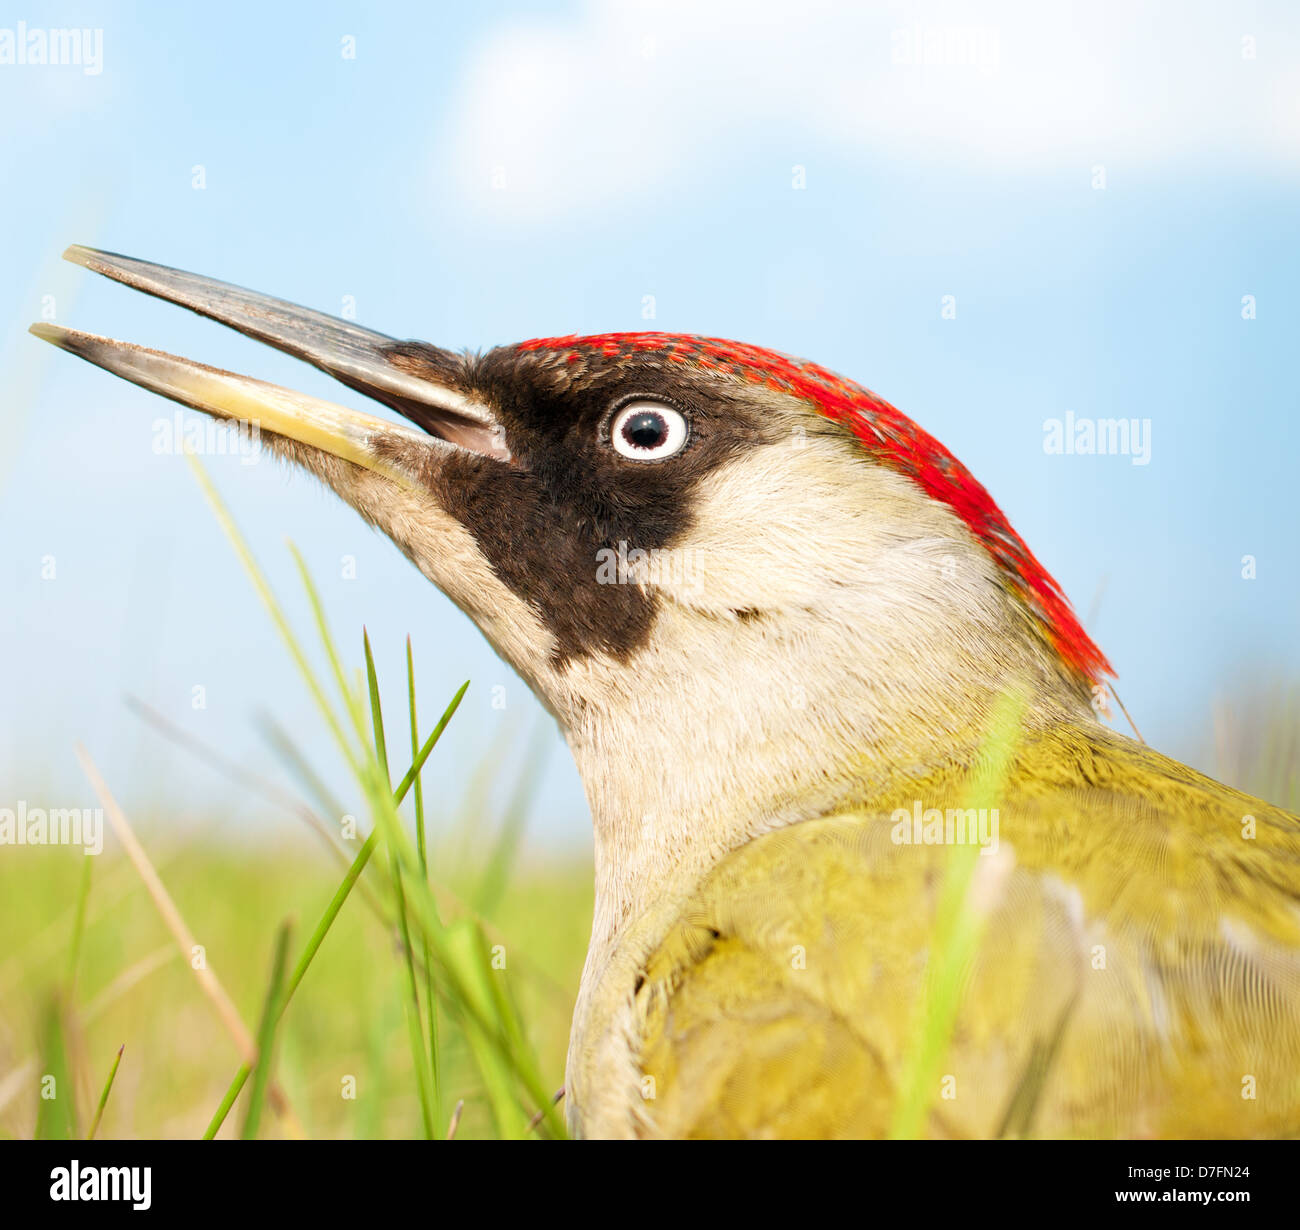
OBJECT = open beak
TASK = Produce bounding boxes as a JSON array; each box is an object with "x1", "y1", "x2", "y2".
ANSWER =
[{"x1": 30, "y1": 245, "x2": 509, "y2": 480}]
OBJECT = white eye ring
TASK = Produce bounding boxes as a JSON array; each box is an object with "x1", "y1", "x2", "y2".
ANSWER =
[{"x1": 609, "y1": 401, "x2": 689, "y2": 461}]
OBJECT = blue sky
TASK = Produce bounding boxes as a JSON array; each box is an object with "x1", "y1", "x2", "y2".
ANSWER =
[{"x1": 2, "y1": 0, "x2": 1298, "y2": 850}]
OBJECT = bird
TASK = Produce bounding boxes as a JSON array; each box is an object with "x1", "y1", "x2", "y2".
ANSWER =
[{"x1": 33, "y1": 245, "x2": 1300, "y2": 1140}]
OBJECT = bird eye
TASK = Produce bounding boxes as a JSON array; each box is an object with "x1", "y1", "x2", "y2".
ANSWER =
[{"x1": 609, "y1": 401, "x2": 689, "y2": 461}]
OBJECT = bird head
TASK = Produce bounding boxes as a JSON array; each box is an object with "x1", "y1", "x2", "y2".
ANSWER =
[{"x1": 34, "y1": 247, "x2": 1111, "y2": 938}]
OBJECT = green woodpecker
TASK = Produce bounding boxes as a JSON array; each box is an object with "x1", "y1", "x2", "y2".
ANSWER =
[{"x1": 34, "y1": 246, "x2": 1300, "y2": 1139}]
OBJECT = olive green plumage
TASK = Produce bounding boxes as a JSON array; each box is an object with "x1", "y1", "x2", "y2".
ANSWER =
[{"x1": 573, "y1": 723, "x2": 1300, "y2": 1138}]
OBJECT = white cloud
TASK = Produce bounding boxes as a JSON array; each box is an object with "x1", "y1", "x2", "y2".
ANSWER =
[{"x1": 439, "y1": 0, "x2": 1300, "y2": 221}]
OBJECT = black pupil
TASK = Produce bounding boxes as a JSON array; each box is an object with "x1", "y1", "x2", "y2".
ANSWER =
[{"x1": 623, "y1": 411, "x2": 669, "y2": 450}]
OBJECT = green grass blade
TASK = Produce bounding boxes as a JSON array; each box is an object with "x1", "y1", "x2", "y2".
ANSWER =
[
  {"x1": 343, "y1": 638, "x2": 559, "y2": 1132},
  {"x1": 888, "y1": 691, "x2": 1025, "y2": 1140},
  {"x1": 445, "y1": 919, "x2": 530, "y2": 1138},
  {"x1": 366, "y1": 817, "x2": 563, "y2": 1136},
  {"x1": 408, "y1": 637, "x2": 442, "y2": 1130},
  {"x1": 290, "y1": 543, "x2": 374, "y2": 758},
  {"x1": 86, "y1": 1044, "x2": 124, "y2": 1141},
  {"x1": 34, "y1": 996, "x2": 77, "y2": 1140},
  {"x1": 365, "y1": 632, "x2": 436, "y2": 1140},
  {"x1": 241, "y1": 919, "x2": 293, "y2": 1140},
  {"x1": 345, "y1": 746, "x2": 561, "y2": 1134},
  {"x1": 363, "y1": 630, "x2": 390, "y2": 773},
  {"x1": 202, "y1": 681, "x2": 468, "y2": 1140}
]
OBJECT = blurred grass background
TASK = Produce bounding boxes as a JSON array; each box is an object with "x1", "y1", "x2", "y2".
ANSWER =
[{"x1": 0, "y1": 827, "x2": 591, "y2": 1140}]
